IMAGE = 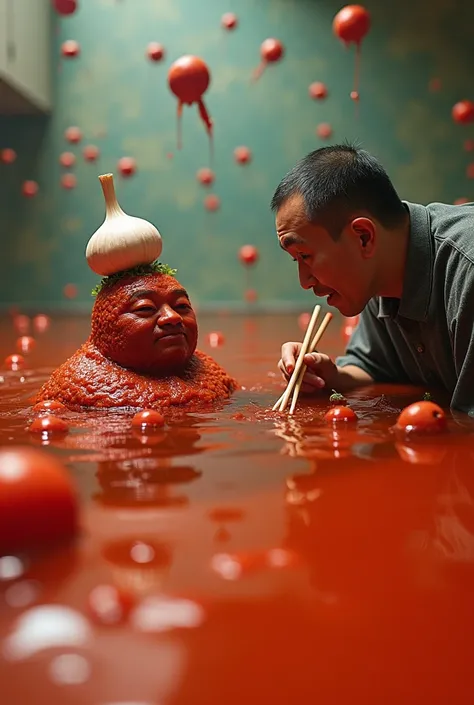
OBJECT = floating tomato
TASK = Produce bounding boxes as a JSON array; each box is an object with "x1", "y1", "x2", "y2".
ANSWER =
[
  {"x1": 4, "y1": 354, "x2": 26, "y2": 371},
  {"x1": 239, "y1": 244, "x2": 259, "y2": 265},
  {"x1": 29, "y1": 414, "x2": 69, "y2": 435},
  {"x1": 33, "y1": 400, "x2": 67, "y2": 413},
  {"x1": 196, "y1": 167, "x2": 215, "y2": 186},
  {"x1": 131, "y1": 409, "x2": 165, "y2": 429},
  {"x1": 0, "y1": 446, "x2": 78, "y2": 553},
  {"x1": 324, "y1": 405, "x2": 358, "y2": 423},
  {"x1": 395, "y1": 401, "x2": 447, "y2": 436},
  {"x1": 87, "y1": 584, "x2": 134, "y2": 626},
  {"x1": 16, "y1": 336, "x2": 36, "y2": 354},
  {"x1": 207, "y1": 331, "x2": 225, "y2": 347}
]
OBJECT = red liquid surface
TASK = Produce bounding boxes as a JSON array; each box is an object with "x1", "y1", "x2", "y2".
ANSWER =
[{"x1": 0, "y1": 312, "x2": 473, "y2": 704}]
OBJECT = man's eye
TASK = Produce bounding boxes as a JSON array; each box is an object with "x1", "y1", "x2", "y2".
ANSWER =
[
  {"x1": 175, "y1": 302, "x2": 191, "y2": 310},
  {"x1": 135, "y1": 305, "x2": 155, "y2": 313}
]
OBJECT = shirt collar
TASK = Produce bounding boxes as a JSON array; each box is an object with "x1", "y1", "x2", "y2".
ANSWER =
[{"x1": 377, "y1": 201, "x2": 433, "y2": 321}]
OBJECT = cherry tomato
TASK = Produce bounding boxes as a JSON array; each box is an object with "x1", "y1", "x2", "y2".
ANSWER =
[
  {"x1": 324, "y1": 405, "x2": 358, "y2": 423},
  {"x1": 87, "y1": 584, "x2": 135, "y2": 626},
  {"x1": 4, "y1": 354, "x2": 26, "y2": 371},
  {"x1": 0, "y1": 446, "x2": 78, "y2": 552},
  {"x1": 395, "y1": 401, "x2": 447, "y2": 436},
  {"x1": 131, "y1": 409, "x2": 165, "y2": 429},
  {"x1": 29, "y1": 414, "x2": 69, "y2": 435},
  {"x1": 33, "y1": 400, "x2": 67, "y2": 413}
]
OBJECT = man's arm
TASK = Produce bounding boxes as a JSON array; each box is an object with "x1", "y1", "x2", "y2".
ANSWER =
[
  {"x1": 446, "y1": 253, "x2": 474, "y2": 414},
  {"x1": 335, "y1": 297, "x2": 409, "y2": 388}
]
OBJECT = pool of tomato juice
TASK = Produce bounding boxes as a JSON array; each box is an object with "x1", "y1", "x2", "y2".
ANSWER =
[{"x1": 1, "y1": 311, "x2": 474, "y2": 705}]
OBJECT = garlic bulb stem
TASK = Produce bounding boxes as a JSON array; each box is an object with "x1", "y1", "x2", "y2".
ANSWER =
[
  {"x1": 99, "y1": 173, "x2": 124, "y2": 217},
  {"x1": 85, "y1": 172, "x2": 163, "y2": 276}
]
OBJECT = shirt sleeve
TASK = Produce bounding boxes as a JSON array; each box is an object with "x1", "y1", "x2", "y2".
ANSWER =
[
  {"x1": 335, "y1": 298, "x2": 409, "y2": 383},
  {"x1": 446, "y1": 253, "x2": 474, "y2": 414}
]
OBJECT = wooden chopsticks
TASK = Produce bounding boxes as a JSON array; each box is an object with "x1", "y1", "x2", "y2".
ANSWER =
[{"x1": 273, "y1": 305, "x2": 333, "y2": 415}]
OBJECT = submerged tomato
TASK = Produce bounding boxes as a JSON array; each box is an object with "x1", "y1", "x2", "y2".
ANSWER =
[
  {"x1": 324, "y1": 405, "x2": 358, "y2": 423},
  {"x1": 395, "y1": 401, "x2": 447, "y2": 436},
  {"x1": 0, "y1": 446, "x2": 78, "y2": 553}
]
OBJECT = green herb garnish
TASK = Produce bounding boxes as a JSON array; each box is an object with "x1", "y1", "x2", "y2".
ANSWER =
[
  {"x1": 422, "y1": 392, "x2": 432, "y2": 401},
  {"x1": 91, "y1": 261, "x2": 177, "y2": 297},
  {"x1": 329, "y1": 389, "x2": 346, "y2": 403}
]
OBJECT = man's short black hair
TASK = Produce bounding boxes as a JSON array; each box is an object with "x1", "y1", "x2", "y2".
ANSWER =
[{"x1": 270, "y1": 143, "x2": 407, "y2": 237}]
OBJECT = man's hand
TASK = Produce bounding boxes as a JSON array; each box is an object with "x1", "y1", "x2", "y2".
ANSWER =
[{"x1": 278, "y1": 341, "x2": 340, "y2": 395}]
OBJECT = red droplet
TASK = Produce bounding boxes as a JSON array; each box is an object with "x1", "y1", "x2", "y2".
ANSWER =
[
  {"x1": 207, "y1": 331, "x2": 225, "y2": 348},
  {"x1": 308, "y1": 82, "x2": 328, "y2": 100},
  {"x1": 298, "y1": 312, "x2": 311, "y2": 331},
  {"x1": 454, "y1": 197, "x2": 470, "y2": 205},
  {"x1": 1, "y1": 148, "x2": 16, "y2": 164},
  {"x1": 168, "y1": 55, "x2": 213, "y2": 151},
  {"x1": 33, "y1": 399, "x2": 66, "y2": 412},
  {"x1": 22, "y1": 180, "x2": 39, "y2": 197},
  {"x1": 61, "y1": 39, "x2": 80, "y2": 58},
  {"x1": 197, "y1": 167, "x2": 215, "y2": 186},
  {"x1": 88, "y1": 584, "x2": 134, "y2": 626},
  {"x1": 342, "y1": 314, "x2": 360, "y2": 341},
  {"x1": 131, "y1": 409, "x2": 165, "y2": 429},
  {"x1": 429, "y1": 77, "x2": 441, "y2": 92},
  {"x1": 146, "y1": 42, "x2": 165, "y2": 62},
  {"x1": 29, "y1": 415, "x2": 69, "y2": 435},
  {"x1": 63, "y1": 283, "x2": 78, "y2": 299},
  {"x1": 59, "y1": 151, "x2": 75, "y2": 168},
  {"x1": 466, "y1": 163, "x2": 474, "y2": 179},
  {"x1": 244, "y1": 288, "x2": 258, "y2": 302},
  {"x1": 118, "y1": 157, "x2": 137, "y2": 177},
  {"x1": 166, "y1": 152, "x2": 173, "y2": 159},
  {"x1": 61, "y1": 173, "x2": 77, "y2": 189},
  {"x1": 33, "y1": 314, "x2": 50, "y2": 333},
  {"x1": 333, "y1": 6, "x2": 370, "y2": 99},
  {"x1": 53, "y1": 0, "x2": 77, "y2": 15},
  {"x1": 204, "y1": 194, "x2": 220, "y2": 211},
  {"x1": 221, "y1": 12, "x2": 238, "y2": 30},
  {"x1": 13, "y1": 314, "x2": 30, "y2": 335},
  {"x1": 452, "y1": 100, "x2": 474, "y2": 125},
  {"x1": 316, "y1": 123, "x2": 333, "y2": 139},
  {"x1": 239, "y1": 244, "x2": 259, "y2": 266},
  {"x1": 333, "y1": 5, "x2": 371, "y2": 44},
  {"x1": 4, "y1": 354, "x2": 26, "y2": 371},
  {"x1": 65, "y1": 126, "x2": 82, "y2": 143},
  {"x1": 16, "y1": 336, "x2": 36, "y2": 354},
  {"x1": 252, "y1": 38, "x2": 284, "y2": 80},
  {"x1": 324, "y1": 405, "x2": 358, "y2": 423},
  {"x1": 234, "y1": 146, "x2": 252, "y2": 164},
  {"x1": 83, "y1": 144, "x2": 100, "y2": 162}
]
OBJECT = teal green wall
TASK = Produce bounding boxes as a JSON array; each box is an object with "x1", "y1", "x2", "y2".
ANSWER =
[{"x1": 1, "y1": 0, "x2": 474, "y2": 312}]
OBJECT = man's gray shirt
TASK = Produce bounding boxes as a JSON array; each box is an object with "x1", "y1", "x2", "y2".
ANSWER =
[{"x1": 335, "y1": 200, "x2": 474, "y2": 413}]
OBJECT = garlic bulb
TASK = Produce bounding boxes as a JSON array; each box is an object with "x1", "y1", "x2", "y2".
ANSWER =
[{"x1": 85, "y1": 173, "x2": 162, "y2": 275}]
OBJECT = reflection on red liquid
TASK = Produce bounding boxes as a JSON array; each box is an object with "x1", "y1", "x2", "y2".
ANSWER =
[{"x1": 1, "y1": 315, "x2": 474, "y2": 705}]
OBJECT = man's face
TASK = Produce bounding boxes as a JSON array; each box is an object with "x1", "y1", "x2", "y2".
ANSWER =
[
  {"x1": 97, "y1": 274, "x2": 198, "y2": 374},
  {"x1": 276, "y1": 194, "x2": 376, "y2": 317}
]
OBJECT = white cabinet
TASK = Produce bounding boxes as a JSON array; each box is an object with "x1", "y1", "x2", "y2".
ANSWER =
[{"x1": 0, "y1": 0, "x2": 52, "y2": 114}]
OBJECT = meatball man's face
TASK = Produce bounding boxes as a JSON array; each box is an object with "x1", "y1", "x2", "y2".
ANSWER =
[{"x1": 91, "y1": 274, "x2": 198, "y2": 374}]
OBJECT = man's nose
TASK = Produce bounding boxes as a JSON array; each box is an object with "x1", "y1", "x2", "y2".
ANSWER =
[
  {"x1": 157, "y1": 304, "x2": 182, "y2": 325},
  {"x1": 298, "y1": 261, "x2": 316, "y2": 290}
]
